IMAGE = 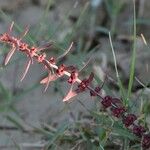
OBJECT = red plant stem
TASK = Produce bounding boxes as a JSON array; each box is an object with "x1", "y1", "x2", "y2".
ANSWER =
[
  {"x1": 27, "y1": 53, "x2": 106, "y2": 101},
  {"x1": 0, "y1": 27, "x2": 150, "y2": 149}
]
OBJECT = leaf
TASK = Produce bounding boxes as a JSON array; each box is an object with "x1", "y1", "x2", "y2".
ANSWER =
[
  {"x1": 57, "y1": 42, "x2": 73, "y2": 60},
  {"x1": 4, "y1": 46, "x2": 16, "y2": 65},
  {"x1": 63, "y1": 85, "x2": 77, "y2": 102},
  {"x1": 113, "y1": 122, "x2": 137, "y2": 140},
  {"x1": 79, "y1": 57, "x2": 91, "y2": 72},
  {"x1": 19, "y1": 25, "x2": 30, "y2": 40},
  {"x1": 8, "y1": 21, "x2": 14, "y2": 33},
  {"x1": 20, "y1": 59, "x2": 31, "y2": 81},
  {"x1": 127, "y1": 0, "x2": 137, "y2": 103},
  {"x1": 44, "y1": 72, "x2": 51, "y2": 92},
  {"x1": 0, "y1": 82, "x2": 12, "y2": 112},
  {"x1": 40, "y1": 74, "x2": 58, "y2": 84}
]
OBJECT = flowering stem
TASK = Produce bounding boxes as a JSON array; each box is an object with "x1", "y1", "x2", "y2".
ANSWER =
[{"x1": 0, "y1": 23, "x2": 150, "y2": 149}]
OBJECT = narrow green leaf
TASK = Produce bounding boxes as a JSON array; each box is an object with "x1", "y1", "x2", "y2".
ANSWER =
[
  {"x1": 45, "y1": 122, "x2": 68, "y2": 150},
  {"x1": 127, "y1": 0, "x2": 136, "y2": 103},
  {"x1": 109, "y1": 32, "x2": 126, "y2": 103}
]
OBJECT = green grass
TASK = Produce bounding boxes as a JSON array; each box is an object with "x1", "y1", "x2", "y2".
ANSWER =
[
  {"x1": 109, "y1": 32, "x2": 126, "y2": 104},
  {"x1": 127, "y1": 0, "x2": 137, "y2": 104}
]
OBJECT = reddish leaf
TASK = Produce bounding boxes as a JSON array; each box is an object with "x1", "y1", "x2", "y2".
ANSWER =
[
  {"x1": 40, "y1": 74, "x2": 58, "y2": 84},
  {"x1": 68, "y1": 70, "x2": 78, "y2": 84},
  {"x1": 20, "y1": 59, "x2": 31, "y2": 81},
  {"x1": 76, "y1": 72, "x2": 94, "y2": 93},
  {"x1": 63, "y1": 86, "x2": 77, "y2": 102},
  {"x1": 4, "y1": 46, "x2": 16, "y2": 65},
  {"x1": 56, "y1": 64, "x2": 66, "y2": 76},
  {"x1": 44, "y1": 72, "x2": 51, "y2": 92},
  {"x1": 8, "y1": 21, "x2": 14, "y2": 34}
]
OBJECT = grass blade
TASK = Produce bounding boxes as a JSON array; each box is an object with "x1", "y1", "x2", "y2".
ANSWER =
[
  {"x1": 109, "y1": 32, "x2": 126, "y2": 103},
  {"x1": 127, "y1": 0, "x2": 136, "y2": 103}
]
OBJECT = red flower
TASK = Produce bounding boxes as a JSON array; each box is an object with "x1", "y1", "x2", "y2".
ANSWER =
[
  {"x1": 76, "y1": 72, "x2": 94, "y2": 93},
  {"x1": 132, "y1": 125, "x2": 146, "y2": 137},
  {"x1": 90, "y1": 86, "x2": 101, "y2": 96},
  {"x1": 142, "y1": 134, "x2": 150, "y2": 149},
  {"x1": 123, "y1": 114, "x2": 137, "y2": 127},
  {"x1": 49, "y1": 57, "x2": 56, "y2": 64},
  {"x1": 30, "y1": 46, "x2": 37, "y2": 57},
  {"x1": 0, "y1": 33, "x2": 11, "y2": 43},
  {"x1": 56, "y1": 64, "x2": 66, "y2": 76},
  {"x1": 1, "y1": 23, "x2": 150, "y2": 149},
  {"x1": 101, "y1": 96, "x2": 112, "y2": 108},
  {"x1": 37, "y1": 53, "x2": 46, "y2": 63},
  {"x1": 68, "y1": 70, "x2": 78, "y2": 84},
  {"x1": 19, "y1": 42, "x2": 29, "y2": 51},
  {"x1": 111, "y1": 107, "x2": 126, "y2": 118}
]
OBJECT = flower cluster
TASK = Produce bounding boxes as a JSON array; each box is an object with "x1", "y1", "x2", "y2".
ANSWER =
[
  {"x1": 100, "y1": 95, "x2": 150, "y2": 149},
  {"x1": 0, "y1": 23, "x2": 150, "y2": 149}
]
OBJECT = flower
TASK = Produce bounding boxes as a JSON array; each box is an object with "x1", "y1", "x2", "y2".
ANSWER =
[
  {"x1": 76, "y1": 72, "x2": 94, "y2": 93},
  {"x1": 68, "y1": 70, "x2": 78, "y2": 84},
  {"x1": 111, "y1": 107, "x2": 126, "y2": 118},
  {"x1": 123, "y1": 114, "x2": 137, "y2": 127},
  {"x1": 1, "y1": 23, "x2": 150, "y2": 149},
  {"x1": 132, "y1": 125, "x2": 146, "y2": 137},
  {"x1": 56, "y1": 64, "x2": 66, "y2": 76},
  {"x1": 90, "y1": 86, "x2": 101, "y2": 96},
  {"x1": 101, "y1": 96, "x2": 112, "y2": 108},
  {"x1": 142, "y1": 134, "x2": 150, "y2": 149},
  {"x1": 37, "y1": 53, "x2": 46, "y2": 63}
]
